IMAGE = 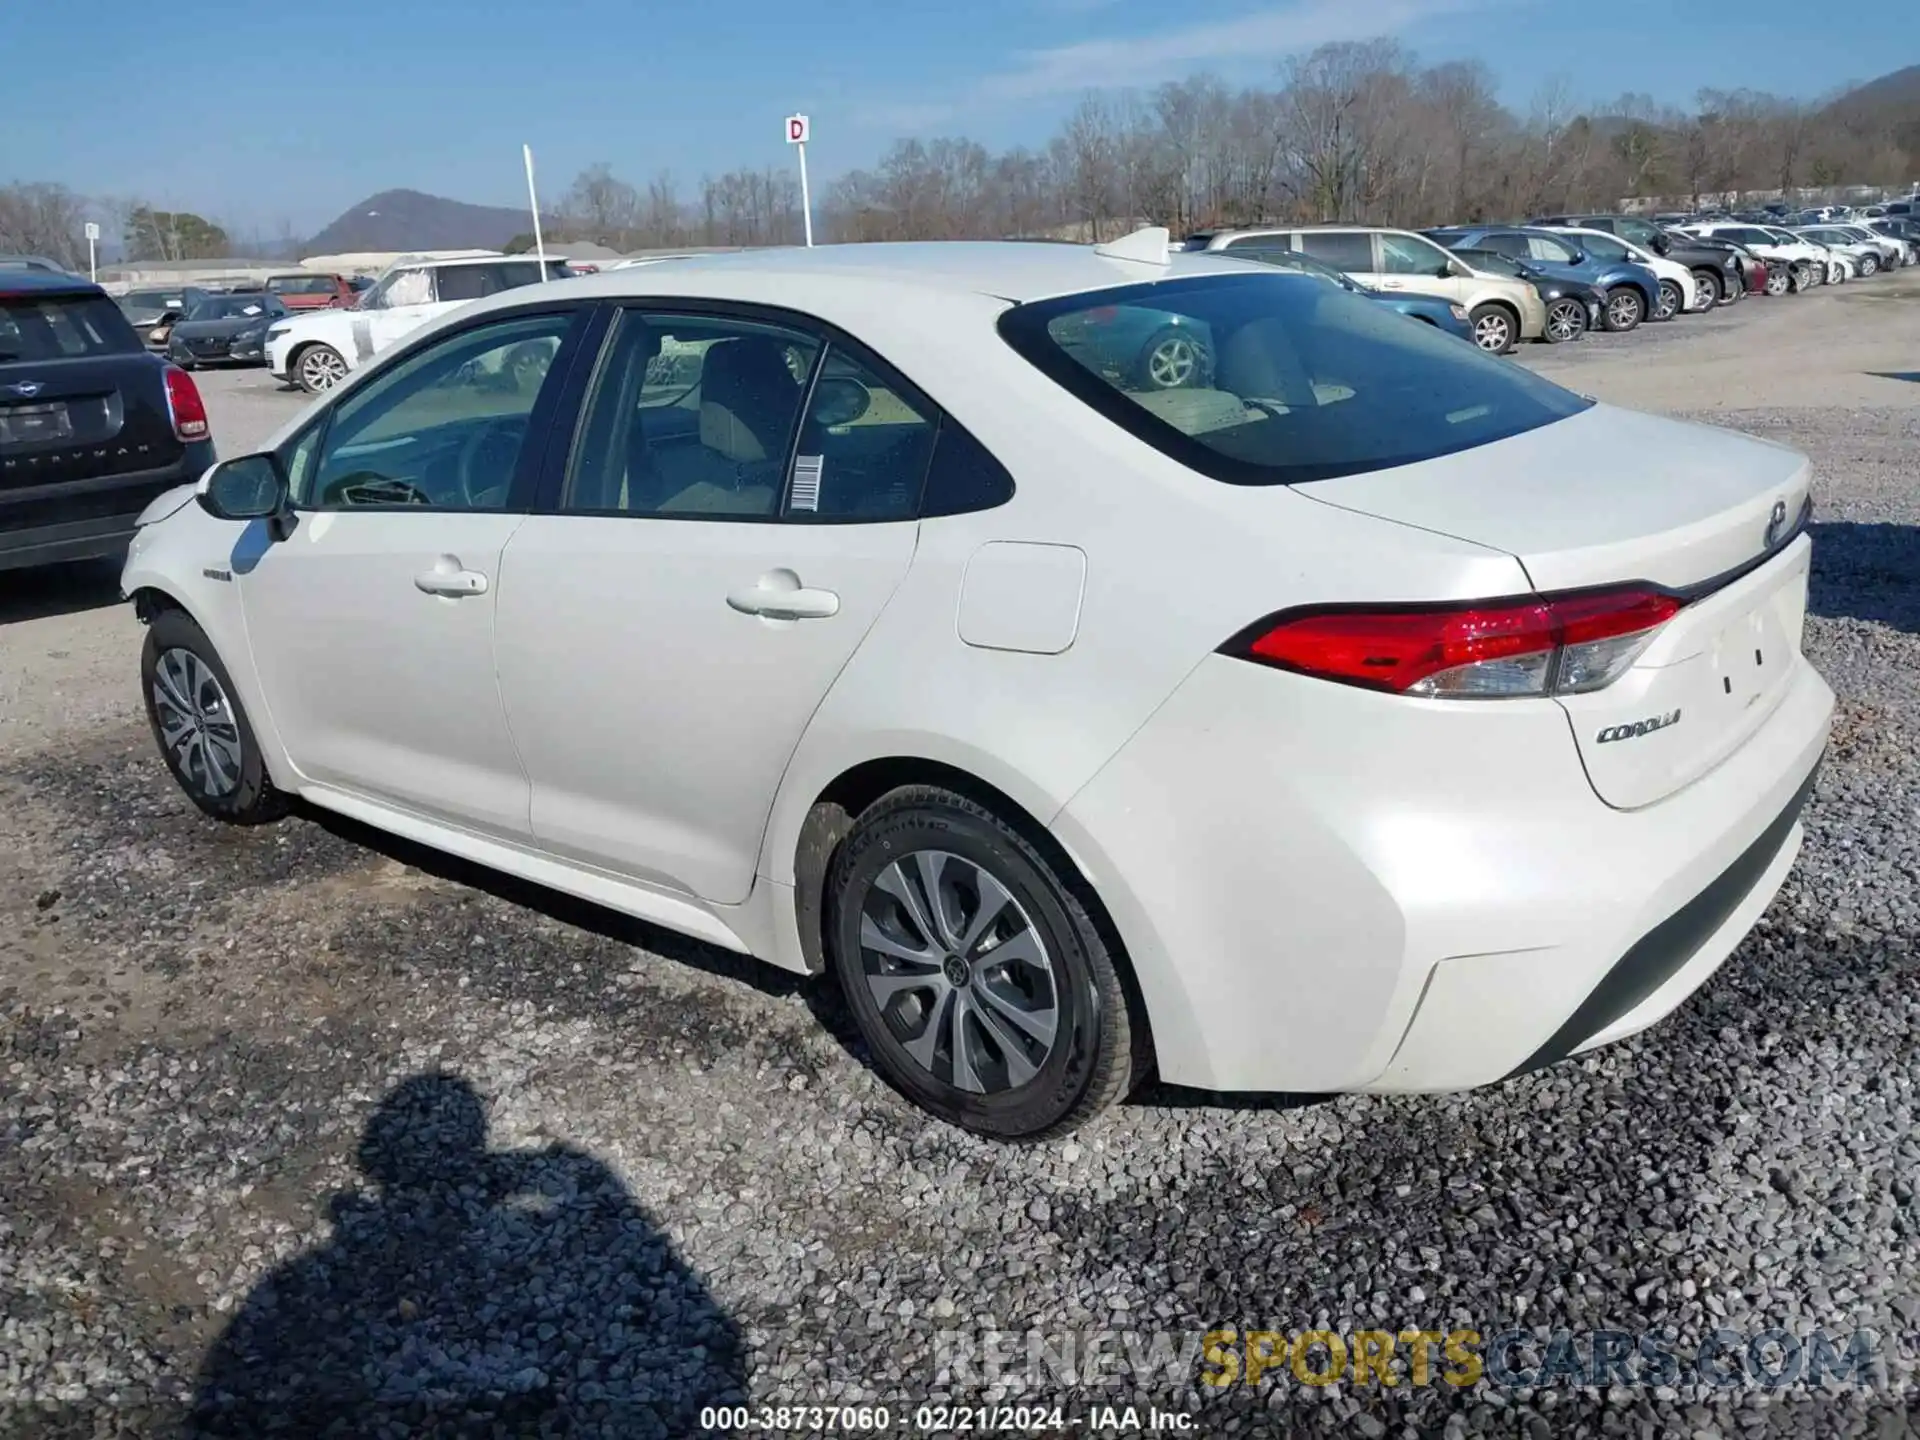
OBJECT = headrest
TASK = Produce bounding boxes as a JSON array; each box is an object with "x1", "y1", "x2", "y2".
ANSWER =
[{"x1": 698, "y1": 337, "x2": 801, "y2": 463}]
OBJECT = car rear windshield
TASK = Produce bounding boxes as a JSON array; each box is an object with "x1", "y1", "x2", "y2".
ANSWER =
[
  {"x1": 268, "y1": 275, "x2": 337, "y2": 295},
  {"x1": 998, "y1": 273, "x2": 1590, "y2": 487},
  {"x1": 0, "y1": 291, "x2": 142, "y2": 361}
]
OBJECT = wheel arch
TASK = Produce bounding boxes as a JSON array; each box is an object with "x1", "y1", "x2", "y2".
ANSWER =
[{"x1": 787, "y1": 752, "x2": 1157, "y2": 1073}]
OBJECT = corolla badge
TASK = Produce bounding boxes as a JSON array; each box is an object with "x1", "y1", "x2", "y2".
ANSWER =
[
  {"x1": 1764, "y1": 499, "x2": 1789, "y2": 548},
  {"x1": 3, "y1": 380, "x2": 45, "y2": 398},
  {"x1": 1596, "y1": 710, "x2": 1681, "y2": 744}
]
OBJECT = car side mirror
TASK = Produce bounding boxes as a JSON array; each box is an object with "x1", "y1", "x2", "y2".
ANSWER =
[
  {"x1": 1651, "y1": 235, "x2": 1672, "y2": 256},
  {"x1": 1564, "y1": 250, "x2": 1587, "y2": 265},
  {"x1": 811, "y1": 375, "x2": 872, "y2": 428},
  {"x1": 1445, "y1": 258, "x2": 1470, "y2": 277},
  {"x1": 198, "y1": 453, "x2": 295, "y2": 540}
]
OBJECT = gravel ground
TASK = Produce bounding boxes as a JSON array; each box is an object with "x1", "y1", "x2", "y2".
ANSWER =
[{"x1": 2, "y1": 282, "x2": 1918, "y2": 1437}]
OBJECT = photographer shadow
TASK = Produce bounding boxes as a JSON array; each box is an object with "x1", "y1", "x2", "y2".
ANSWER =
[{"x1": 186, "y1": 1073, "x2": 745, "y2": 1438}]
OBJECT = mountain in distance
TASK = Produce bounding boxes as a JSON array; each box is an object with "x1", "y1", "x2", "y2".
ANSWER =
[
  {"x1": 1825, "y1": 64, "x2": 1920, "y2": 117},
  {"x1": 301, "y1": 188, "x2": 548, "y2": 254}
]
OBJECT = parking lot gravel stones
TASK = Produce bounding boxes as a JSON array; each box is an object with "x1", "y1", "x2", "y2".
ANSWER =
[{"x1": 2, "y1": 306, "x2": 1918, "y2": 1436}]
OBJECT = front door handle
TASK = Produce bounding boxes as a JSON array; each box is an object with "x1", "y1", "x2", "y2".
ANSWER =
[
  {"x1": 415, "y1": 558, "x2": 489, "y2": 597},
  {"x1": 727, "y1": 574, "x2": 840, "y2": 620}
]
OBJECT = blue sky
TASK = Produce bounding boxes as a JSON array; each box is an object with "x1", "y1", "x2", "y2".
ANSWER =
[{"x1": 5, "y1": 0, "x2": 1912, "y2": 237}]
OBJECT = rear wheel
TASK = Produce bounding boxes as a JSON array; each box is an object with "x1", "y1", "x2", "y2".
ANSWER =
[
  {"x1": 826, "y1": 787, "x2": 1138, "y2": 1139},
  {"x1": 1467, "y1": 304, "x2": 1515, "y2": 353},
  {"x1": 1135, "y1": 328, "x2": 1206, "y2": 390},
  {"x1": 294, "y1": 343, "x2": 349, "y2": 394},
  {"x1": 1603, "y1": 287, "x2": 1644, "y2": 332},
  {"x1": 1652, "y1": 280, "x2": 1683, "y2": 321},
  {"x1": 1690, "y1": 270, "x2": 1722, "y2": 309},
  {"x1": 1543, "y1": 298, "x2": 1586, "y2": 342},
  {"x1": 141, "y1": 609, "x2": 286, "y2": 825}
]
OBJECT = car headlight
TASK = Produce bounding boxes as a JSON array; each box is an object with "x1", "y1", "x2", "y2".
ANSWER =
[
  {"x1": 266, "y1": 324, "x2": 291, "y2": 340},
  {"x1": 1449, "y1": 304, "x2": 1468, "y2": 320}
]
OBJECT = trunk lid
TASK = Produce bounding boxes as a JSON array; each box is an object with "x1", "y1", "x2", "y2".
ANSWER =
[
  {"x1": 1298, "y1": 403, "x2": 1813, "y2": 808},
  {"x1": 2, "y1": 351, "x2": 185, "y2": 504}
]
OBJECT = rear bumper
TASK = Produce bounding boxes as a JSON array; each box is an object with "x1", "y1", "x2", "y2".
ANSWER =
[
  {"x1": 0, "y1": 449, "x2": 214, "y2": 571},
  {"x1": 1051, "y1": 650, "x2": 1833, "y2": 1094}
]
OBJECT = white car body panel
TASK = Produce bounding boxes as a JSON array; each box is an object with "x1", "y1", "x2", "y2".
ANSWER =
[{"x1": 122, "y1": 242, "x2": 1834, "y2": 1099}]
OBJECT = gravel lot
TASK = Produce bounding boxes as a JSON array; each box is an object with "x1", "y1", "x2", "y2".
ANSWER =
[{"x1": 2, "y1": 282, "x2": 1917, "y2": 1437}]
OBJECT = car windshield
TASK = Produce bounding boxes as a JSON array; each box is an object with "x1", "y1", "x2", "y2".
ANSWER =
[
  {"x1": 999, "y1": 272, "x2": 1591, "y2": 488},
  {"x1": 1220, "y1": 247, "x2": 1365, "y2": 292},
  {"x1": 188, "y1": 296, "x2": 272, "y2": 320},
  {"x1": 1457, "y1": 250, "x2": 1528, "y2": 278},
  {"x1": 0, "y1": 292, "x2": 142, "y2": 361}
]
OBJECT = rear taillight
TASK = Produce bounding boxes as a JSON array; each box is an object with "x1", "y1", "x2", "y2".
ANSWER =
[
  {"x1": 1230, "y1": 587, "x2": 1683, "y2": 699},
  {"x1": 162, "y1": 365, "x2": 209, "y2": 441}
]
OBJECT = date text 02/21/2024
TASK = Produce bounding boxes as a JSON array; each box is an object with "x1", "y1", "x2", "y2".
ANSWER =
[{"x1": 698, "y1": 1404, "x2": 1195, "y2": 1432}]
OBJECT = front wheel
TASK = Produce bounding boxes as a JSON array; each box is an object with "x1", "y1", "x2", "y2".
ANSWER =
[
  {"x1": 1467, "y1": 304, "x2": 1515, "y2": 353},
  {"x1": 295, "y1": 343, "x2": 349, "y2": 394},
  {"x1": 1857, "y1": 254, "x2": 1880, "y2": 277},
  {"x1": 1764, "y1": 267, "x2": 1791, "y2": 296},
  {"x1": 1603, "y1": 287, "x2": 1644, "y2": 332},
  {"x1": 1543, "y1": 297, "x2": 1586, "y2": 342},
  {"x1": 1652, "y1": 280, "x2": 1683, "y2": 321},
  {"x1": 141, "y1": 609, "x2": 286, "y2": 825},
  {"x1": 826, "y1": 787, "x2": 1139, "y2": 1139}
]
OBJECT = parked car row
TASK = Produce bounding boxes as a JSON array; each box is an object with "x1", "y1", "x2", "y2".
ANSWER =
[{"x1": 1153, "y1": 212, "x2": 1915, "y2": 367}]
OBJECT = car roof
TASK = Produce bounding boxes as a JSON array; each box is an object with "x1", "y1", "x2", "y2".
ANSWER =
[
  {"x1": 0, "y1": 269, "x2": 104, "y2": 297},
  {"x1": 542, "y1": 241, "x2": 1256, "y2": 306}
]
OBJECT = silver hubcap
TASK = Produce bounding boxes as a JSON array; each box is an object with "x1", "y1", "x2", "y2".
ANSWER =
[
  {"x1": 1146, "y1": 337, "x2": 1199, "y2": 388},
  {"x1": 1473, "y1": 314, "x2": 1509, "y2": 350},
  {"x1": 1655, "y1": 284, "x2": 1679, "y2": 319},
  {"x1": 1608, "y1": 294, "x2": 1638, "y2": 327},
  {"x1": 1767, "y1": 272, "x2": 1788, "y2": 294},
  {"x1": 1547, "y1": 301, "x2": 1582, "y2": 340},
  {"x1": 858, "y1": 850, "x2": 1060, "y2": 1095},
  {"x1": 301, "y1": 349, "x2": 346, "y2": 389},
  {"x1": 153, "y1": 648, "x2": 243, "y2": 797}
]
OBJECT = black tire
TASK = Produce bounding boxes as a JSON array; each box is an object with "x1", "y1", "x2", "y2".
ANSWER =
[
  {"x1": 1653, "y1": 279, "x2": 1683, "y2": 321},
  {"x1": 1857, "y1": 254, "x2": 1880, "y2": 277},
  {"x1": 141, "y1": 608, "x2": 286, "y2": 825},
  {"x1": 1467, "y1": 303, "x2": 1515, "y2": 353},
  {"x1": 825, "y1": 786, "x2": 1138, "y2": 1140},
  {"x1": 1134, "y1": 327, "x2": 1207, "y2": 390},
  {"x1": 1602, "y1": 286, "x2": 1645, "y2": 332},
  {"x1": 1720, "y1": 274, "x2": 1743, "y2": 305},
  {"x1": 1690, "y1": 270, "x2": 1721, "y2": 309},
  {"x1": 294, "y1": 343, "x2": 349, "y2": 395},
  {"x1": 1543, "y1": 297, "x2": 1586, "y2": 343}
]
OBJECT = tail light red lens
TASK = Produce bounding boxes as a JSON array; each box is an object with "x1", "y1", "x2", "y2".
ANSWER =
[
  {"x1": 162, "y1": 365, "x2": 209, "y2": 442},
  {"x1": 1231, "y1": 587, "x2": 1683, "y2": 699}
]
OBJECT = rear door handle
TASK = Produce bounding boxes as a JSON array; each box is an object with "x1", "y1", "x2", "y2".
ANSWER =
[
  {"x1": 727, "y1": 580, "x2": 839, "y2": 620},
  {"x1": 415, "y1": 560, "x2": 489, "y2": 597}
]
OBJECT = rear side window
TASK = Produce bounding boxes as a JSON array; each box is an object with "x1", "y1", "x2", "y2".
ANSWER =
[
  {"x1": 0, "y1": 293, "x2": 141, "y2": 360},
  {"x1": 999, "y1": 273, "x2": 1591, "y2": 487},
  {"x1": 1295, "y1": 232, "x2": 1373, "y2": 273}
]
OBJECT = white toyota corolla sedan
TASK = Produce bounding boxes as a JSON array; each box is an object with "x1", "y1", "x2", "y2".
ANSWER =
[{"x1": 121, "y1": 231, "x2": 1832, "y2": 1139}]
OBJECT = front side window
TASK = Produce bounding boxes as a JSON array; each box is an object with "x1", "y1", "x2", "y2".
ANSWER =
[
  {"x1": 1378, "y1": 234, "x2": 1452, "y2": 277},
  {"x1": 999, "y1": 273, "x2": 1591, "y2": 487},
  {"x1": 1526, "y1": 235, "x2": 1578, "y2": 263},
  {"x1": 361, "y1": 267, "x2": 432, "y2": 310},
  {"x1": 565, "y1": 311, "x2": 820, "y2": 518},
  {"x1": 1295, "y1": 232, "x2": 1375, "y2": 273},
  {"x1": 1578, "y1": 234, "x2": 1630, "y2": 263},
  {"x1": 300, "y1": 312, "x2": 574, "y2": 510}
]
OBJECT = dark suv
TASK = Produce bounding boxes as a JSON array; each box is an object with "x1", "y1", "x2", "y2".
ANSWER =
[{"x1": 2, "y1": 271, "x2": 216, "y2": 571}]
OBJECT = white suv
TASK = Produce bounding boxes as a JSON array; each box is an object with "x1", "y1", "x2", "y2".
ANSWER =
[{"x1": 266, "y1": 255, "x2": 573, "y2": 393}]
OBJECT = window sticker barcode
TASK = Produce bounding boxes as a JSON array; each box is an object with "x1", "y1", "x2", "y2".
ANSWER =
[{"x1": 790, "y1": 454, "x2": 824, "y2": 512}]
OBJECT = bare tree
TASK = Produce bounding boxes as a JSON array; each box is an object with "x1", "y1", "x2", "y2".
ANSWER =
[{"x1": 0, "y1": 182, "x2": 89, "y2": 268}]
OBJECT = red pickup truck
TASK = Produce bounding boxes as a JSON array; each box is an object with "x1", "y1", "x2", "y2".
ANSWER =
[{"x1": 264, "y1": 273, "x2": 357, "y2": 310}]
